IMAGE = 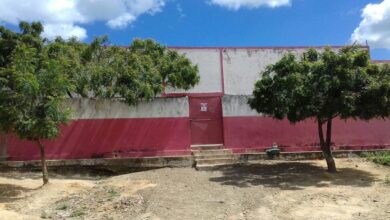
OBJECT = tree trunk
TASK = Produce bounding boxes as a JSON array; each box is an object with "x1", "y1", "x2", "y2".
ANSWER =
[
  {"x1": 37, "y1": 139, "x2": 49, "y2": 185},
  {"x1": 317, "y1": 119, "x2": 337, "y2": 173}
]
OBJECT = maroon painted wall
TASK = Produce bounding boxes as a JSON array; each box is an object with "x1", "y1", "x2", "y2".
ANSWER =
[
  {"x1": 7, "y1": 118, "x2": 191, "y2": 161},
  {"x1": 6, "y1": 116, "x2": 390, "y2": 161},
  {"x1": 223, "y1": 117, "x2": 390, "y2": 153}
]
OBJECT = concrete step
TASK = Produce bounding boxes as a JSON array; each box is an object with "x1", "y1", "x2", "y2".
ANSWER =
[
  {"x1": 191, "y1": 144, "x2": 238, "y2": 170},
  {"x1": 195, "y1": 163, "x2": 238, "y2": 171},
  {"x1": 195, "y1": 158, "x2": 236, "y2": 166},
  {"x1": 190, "y1": 144, "x2": 224, "y2": 151},
  {"x1": 192, "y1": 149, "x2": 232, "y2": 156},
  {"x1": 194, "y1": 154, "x2": 235, "y2": 160}
]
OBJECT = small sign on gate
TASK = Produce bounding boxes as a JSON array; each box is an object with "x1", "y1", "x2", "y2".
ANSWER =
[{"x1": 200, "y1": 103, "x2": 208, "y2": 112}]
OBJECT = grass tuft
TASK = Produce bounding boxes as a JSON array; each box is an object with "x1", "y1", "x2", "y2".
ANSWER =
[
  {"x1": 361, "y1": 151, "x2": 390, "y2": 166},
  {"x1": 108, "y1": 188, "x2": 120, "y2": 198},
  {"x1": 70, "y1": 208, "x2": 85, "y2": 217},
  {"x1": 56, "y1": 203, "x2": 68, "y2": 210},
  {"x1": 384, "y1": 175, "x2": 390, "y2": 186},
  {"x1": 40, "y1": 211, "x2": 50, "y2": 219}
]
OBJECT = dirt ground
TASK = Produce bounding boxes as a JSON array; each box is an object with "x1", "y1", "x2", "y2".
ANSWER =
[{"x1": 0, "y1": 158, "x2": 389, "y2": 220}]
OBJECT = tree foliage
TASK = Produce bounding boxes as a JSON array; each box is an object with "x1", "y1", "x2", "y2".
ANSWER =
[
  {"x1": 0, "y1": 22, "x2": 46, "y2": 133},
  {"x1": 10, "y1": 44, "x2": 74, "y2": 141},
  {"x1": 80, "y1": 37, "x2": 199, "y2": 105},
  {"x1": 248, "y1": 46, "x2": 390, "y2": 172},
  {"x1": 0, "y1": 23, "x2": 79, "y2": 139}
]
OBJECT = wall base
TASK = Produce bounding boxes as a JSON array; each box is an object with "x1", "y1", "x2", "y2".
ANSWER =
[
  {"x1": 1, "y1": 150, "x2": 389, "y2": 171},
  {"x1": 0, "y1": 156, "x2": 195, "y2": 173},
  {"x1": 237, "y1": 149, "x2": 390, "y2": 162}
]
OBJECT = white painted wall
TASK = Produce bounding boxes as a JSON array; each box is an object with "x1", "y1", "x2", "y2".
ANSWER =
[
  {"x1": 166, "y1": 48, "x2": 222, "y2": 94},
  {"x1": 68, "y1": 97, "x2": 189, "y2": 119},
  {"x1": 222, "y1": 48, "x2": 309, "y2": 95},
  {"x1": 222, "y1": 95, "x2": 262, "y2": 117},
  {"x1": 166, "y1": 47, "x2": 339, "y2": 95}
]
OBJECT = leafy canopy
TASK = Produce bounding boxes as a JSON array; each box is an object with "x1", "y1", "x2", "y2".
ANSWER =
[
  {"x1": 248, "y1": 46, "x2": 390, "y2": 123},
  {"x1": 80, "y1": 38, "x2": 200, "y2": 105},
  {"x1": 0, "y1": 23, "x2": 74, "y2": 140}
]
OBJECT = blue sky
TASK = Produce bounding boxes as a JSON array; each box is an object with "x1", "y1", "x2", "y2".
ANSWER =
[{"x1": 1, "y1": 0, "x2": 390, "y2": 60}]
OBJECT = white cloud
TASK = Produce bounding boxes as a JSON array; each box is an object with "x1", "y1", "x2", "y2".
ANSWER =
[
  {"x1": 352, "y1": 0, "x2": 390, "y2": 49},
  {"x1": 43, "y1": 23, "x2": 87, "y2": 40},
  {"x1": 209, "y1": 0, "x2": 291, "y2": 10},
  {"x1": 0, "y1": 0, "x2": 166, "y2": 40},
  {"x1": 106, "y1": 13, "x2": 136, "y2": 29}
]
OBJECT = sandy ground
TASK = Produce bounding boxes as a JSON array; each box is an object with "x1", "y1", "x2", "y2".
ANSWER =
[{"x1": 0, "y1": 158, "x2": 389, "y2": 220}]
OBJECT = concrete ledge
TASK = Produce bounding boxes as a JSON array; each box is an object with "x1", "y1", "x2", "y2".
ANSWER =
[
  {"x1": 0, "y1": 156, "x2": 195, "y2": 171},
  {"x1": 237, "y1": 149, "x2": 390, "y2": 162},
  {"x1": 1, "y1": 150, "x2": 389, "y2": 171}
]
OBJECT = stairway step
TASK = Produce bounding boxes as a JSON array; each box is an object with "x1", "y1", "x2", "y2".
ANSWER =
[
  {"x1": 192, "y1": 149, "x2": 232, "y2": 156},
  {"x1": 190, "y1": 144, "x2": 237, "y2": 170},
  {"x1": 191, "y1": 144, "x2": 224, "y2": 150},
  {"x1": 196, "y1": 163, "x2": 238, "y2": 171},
  {"x1": 196, "y1": 158, "x2": 236, "y2": 166},
  {"x1": 194, "y1": 154, "x2": 235, "y2": 160}
]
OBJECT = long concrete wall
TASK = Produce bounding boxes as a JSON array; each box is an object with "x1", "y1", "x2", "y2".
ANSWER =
[
  {"x1": 7, "y1": 47, "x2": 388, "y2": 162},
  {"x1": 7, "y1": 94, "x2": 390, "y2": 161}
]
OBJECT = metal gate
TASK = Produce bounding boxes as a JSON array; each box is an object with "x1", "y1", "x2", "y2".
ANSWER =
[{"x1": 189, "y1": 96, "x2": 224, "y2": 145}]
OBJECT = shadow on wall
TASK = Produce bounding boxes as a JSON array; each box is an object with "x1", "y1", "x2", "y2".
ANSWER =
[{"x1": 209, "y1": 162, "x2": 378, "y2": 190}]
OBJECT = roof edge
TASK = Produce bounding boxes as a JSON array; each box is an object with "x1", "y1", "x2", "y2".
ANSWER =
[
  {"x1": 167, "y1": 45, "x2": 370, "y2": 50},
  {"x1": 371, "y1": 60, "x2": 390, "y2": 63}
]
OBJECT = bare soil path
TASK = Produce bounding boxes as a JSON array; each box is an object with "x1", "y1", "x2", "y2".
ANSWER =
[{"x1": 0, "y1": 158, "x2": 389, "y2": 220}]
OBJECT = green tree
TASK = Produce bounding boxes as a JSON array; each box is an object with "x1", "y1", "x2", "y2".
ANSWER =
[
  {"x1": 0, "y1": 22, "x2": 47, "y2": 163},
  {"x1": 0, "y1": 23, "x2": 75, "y2": 184},
  {"x1": 0, "y1": 21, "x2": 47, "y2": 135},
  {"x1": 248, "y1": 46, "x2": 390, "y2": 172},
  {"x1": 0, "y1": 22, "x2": 91, "y2": 184},
  {"x1": 12, "y1": 44, "x2": 74, "y2": 184},
  {"x1": 46, "y1": 37, "x2": 88, "y2": 97},
  {"x1": 80, "y1": 37, "x2": 199, "y2": 105}
]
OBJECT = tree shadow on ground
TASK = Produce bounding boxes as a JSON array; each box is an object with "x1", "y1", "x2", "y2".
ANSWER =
[
  {"x1": 209, "y1": 162, "x2": 378, "y2": 190},
  {"x1": 0, "y1": 184, "x2": 36, "y2": 203},
  {"x1": 0, "y1": 166, "x2": 161, "y2": 181}
]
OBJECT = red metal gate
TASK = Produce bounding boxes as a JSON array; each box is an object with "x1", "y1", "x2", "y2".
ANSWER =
[{"x1": 189, "y1": 96, "x2": 224, "y2": 145}]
